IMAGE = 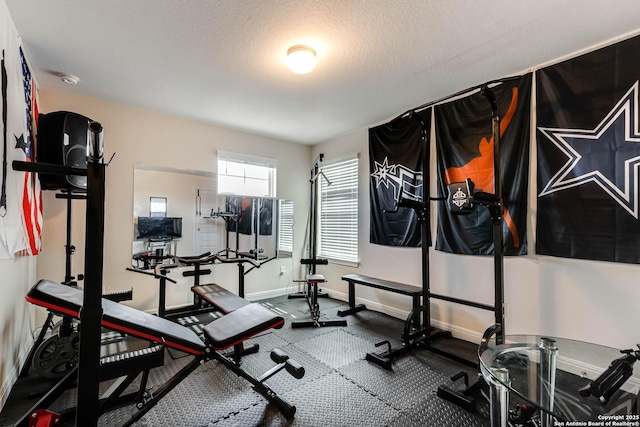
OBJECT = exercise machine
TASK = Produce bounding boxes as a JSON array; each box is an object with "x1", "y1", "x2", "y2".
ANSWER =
[
  {"x1": 363, "y1": 82, "x2": 513, "y2": 415},
  {"x1": 435, "y1": 84, "x2": 507, "y2": 412},
  {"x1": 20, "y1": 279, "x2": 304, "y2": 426},
  {"x1": 14, "y1": 120, "x2": 110, "y2": 425},
  {"x1": 18, "y1": 190, "x2": 84, "y2": 379},
  {"x1": 22, "y1": 190, "x2": 132, "y2": 379},
  {"x1": 289, "y1": 154, "x2": 347, "y2": 328}
]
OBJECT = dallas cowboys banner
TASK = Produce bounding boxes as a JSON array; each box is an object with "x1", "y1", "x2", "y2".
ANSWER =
[
  {"x1": 369, "y1": 111, "x2": 430, "y2": 246},
  {"x1": 537, "y1": 35, "x2": 640, "y2": 264},
  {"x1": 435, "y1": 74, "x2": 532, "y2": 255}
]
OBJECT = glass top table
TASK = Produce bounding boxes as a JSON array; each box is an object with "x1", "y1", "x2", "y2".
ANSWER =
[{"x1": 479, "y1": 334, "x2": 640, "y2": 427}]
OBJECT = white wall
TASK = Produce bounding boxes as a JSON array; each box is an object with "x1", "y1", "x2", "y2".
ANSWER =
[
  {"x1": 313, "y1": 121, "x2": 640, "y2": 351},
  {"x1": 0, "y1": 257, "x2": 37, "y2": 409},
  {"x1": 0, "y1": 0, "x2": 39, "y2": 409},
  {"x1": 35, "y1": 88, "x2": 310, "y2": 317}
]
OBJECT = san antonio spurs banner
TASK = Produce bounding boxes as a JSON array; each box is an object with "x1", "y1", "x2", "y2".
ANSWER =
[
  {"x1": 369, "y1": 110, "x2": 430, "y2": 246},
  {"x1": 537, "y1": 35, "x2": 640, "y2": 263},
  {"x1": 435, "y1": 74, "x2": 532, "y2": 255}
]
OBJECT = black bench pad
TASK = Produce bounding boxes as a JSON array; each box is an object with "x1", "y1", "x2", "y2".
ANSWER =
[
  {"x1": 341, "y1": 274, "x2": 422, "y2": 296},
  {"x1": 26, "y1": 280, "x2": 207, "y2": 355},
  {"x1": 204, "y1": 303, "x2": 284, "y2": 350},
  {"x1": 191, "y1": 283, "x2": 249, "y2": 313}
]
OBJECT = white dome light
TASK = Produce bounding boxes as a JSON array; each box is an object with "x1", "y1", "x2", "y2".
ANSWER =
[{"x1": 286, "y1": 45, "x2": 317, "y2": 74}]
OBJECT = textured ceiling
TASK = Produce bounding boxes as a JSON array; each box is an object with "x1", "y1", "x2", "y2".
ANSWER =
[{"x1": 6, "y1": 0, "x2": 640, "y2": 145}]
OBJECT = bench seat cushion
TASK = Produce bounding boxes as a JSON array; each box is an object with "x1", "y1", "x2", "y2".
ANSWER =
[
  {"x1": 192, "y1": 283, "x2": 250, "y2": 313},
  {"x1": 204, "y1": 303, "x2": 284, "y2": 350},
  {"x1": 26, "y1": 280, "x2": 206, "y2": 355}
]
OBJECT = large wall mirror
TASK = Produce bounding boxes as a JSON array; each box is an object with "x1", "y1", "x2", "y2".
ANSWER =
[{"x1": 132, "y1": 164, "x2": 292, "y2": 269}]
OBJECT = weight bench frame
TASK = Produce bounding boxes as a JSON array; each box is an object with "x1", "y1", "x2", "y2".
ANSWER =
[{"x1": 22, "y1": 280, "x2": 300, "y2": 426}]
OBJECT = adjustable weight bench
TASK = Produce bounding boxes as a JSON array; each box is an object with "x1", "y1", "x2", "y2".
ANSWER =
[
  {"x1": 191, "y1": 283, "x2": 263, "y2": 360},
  {"x1": 23, "y1": 280, "x2": 304, "y2": 426}
]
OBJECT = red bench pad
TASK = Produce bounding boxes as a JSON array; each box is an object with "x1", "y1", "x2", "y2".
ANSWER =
[{"x1": 26, "y1": 280, "x2": 207, "y2": 355}]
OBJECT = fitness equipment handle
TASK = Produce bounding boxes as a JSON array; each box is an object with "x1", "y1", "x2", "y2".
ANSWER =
[
  {"x1": 213, "y1": 254, "x2": 260, "y2": 268},
  {"x1": 125, "y1": 267, "x2": 177, "y2": 284}
]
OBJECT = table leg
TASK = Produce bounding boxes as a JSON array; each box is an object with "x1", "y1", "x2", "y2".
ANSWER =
[
  {"x1": 489, "y1": 367, "x2": 510, "y2": 427},
  {"x1": 538, "y1": 337, "x2": 558, "y2": 427}
]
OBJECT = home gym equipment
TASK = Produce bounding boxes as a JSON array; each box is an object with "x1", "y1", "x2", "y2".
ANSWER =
[
  {"x1": 351, "y1": 114, "x2": 438, "y2": 367},
  {"x1": 19, "y1": 190, "x2": 84, "y2": 379},
  {"x1": 20, "y1": 122, "x2": 130, "y2": 379},
  {"x1": 579, "y1": 345, "x2": 640, "y2": 405},
  {"x1": 338, "y1": 274, "x2": 423, "y2": 369},
  {"x1": 14, "y1": 118, "x2": 110, "y2": 426},
  {"x1": 23, "y1": 192, "x2": 132, "y2": 379},
  {"x1": 289, "y1": 153, "x2": 347, "y2": 328},
  {"x1": 20, "y1": 279, "x2": 304, "y2": 426},
  {"x1": 346, "y1": 81, "x2": 512, "y2": 396},
  {"x1": 127, "y1": 250, "x2": 269, "y2": 319},
  {"x1": 436, "y1": 84, "x2": 508, "y2": 413}
]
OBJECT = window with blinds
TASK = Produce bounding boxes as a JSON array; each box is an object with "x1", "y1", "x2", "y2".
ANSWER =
[
  {"x1": 217, "y1": 151, "x2": 277, "y2": 198},
  {"x1": 318, "y1": 156, "x2": 358, "y2": 264},
  {"x1": 278, "y1": 199, "x2": 294, "y2": 256}
]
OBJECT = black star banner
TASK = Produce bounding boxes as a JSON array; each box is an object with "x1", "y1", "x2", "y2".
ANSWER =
[
  {"x1": 369, "y1": 110, "x2": 430, "y2": 246},
  {"x1": 435, "y1": 74, "x2": 532, "y2": 255},
  {"x1": 537, "y1": 35, "x2": 640, "y2": 263}
]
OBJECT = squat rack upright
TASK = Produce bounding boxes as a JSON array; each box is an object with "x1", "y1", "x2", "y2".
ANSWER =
[
  {"x1": 368, "y1": 77, "x2": 524, "y2": 370},
  {"x1": 14, "y1": 121, "x2": 108, "y2": 427}
]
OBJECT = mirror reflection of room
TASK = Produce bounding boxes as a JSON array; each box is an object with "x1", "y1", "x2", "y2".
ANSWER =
[
  {"x1": 132, "y1": 165, "x2": 217, "y2": 269},
  {"x1": 132, "y1": 164, "x2": 292, "y2": 270}
]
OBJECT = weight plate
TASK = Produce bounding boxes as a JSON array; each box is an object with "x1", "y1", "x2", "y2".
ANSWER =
[{"x1": 33, "y1": 332, "x2": 80, "y2": 379}]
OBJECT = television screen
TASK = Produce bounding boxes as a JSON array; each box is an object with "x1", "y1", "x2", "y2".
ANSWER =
[{"x1": 136, "y1": 217, "x2": 182, "y2": 240}]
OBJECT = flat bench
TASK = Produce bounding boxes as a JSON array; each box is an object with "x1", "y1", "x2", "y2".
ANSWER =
[{"x1": 337, "y1": 274, "x2": 423, "y2": 317}]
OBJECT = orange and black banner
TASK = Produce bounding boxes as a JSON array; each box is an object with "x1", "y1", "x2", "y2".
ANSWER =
[
  {"x1": 369, "y1": 110, "x2": 430, "y2": 246},
  {"x1": 435, "y1": 74, "x2": 532, "y2": 255},
  {"x1": 226, "y1": 196, "x2": 252, "y2": 235},
  {"x1": 537, "y1": 35, "x2": 640, "y2": 263}
]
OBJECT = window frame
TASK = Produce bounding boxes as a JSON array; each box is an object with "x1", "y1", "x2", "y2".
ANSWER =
[
  {"x1": 217, "y1": 151, "x2": 277, "y2": 198},
  {"x1": 317, "y1": 155, "x2": 359, "y2": 266}
]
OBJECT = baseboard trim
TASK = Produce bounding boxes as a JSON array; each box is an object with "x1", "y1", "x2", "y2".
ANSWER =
[
  {"x1": 326, "y1": 289, "x2": 484, "y2": 344},
  {"x1": 246, "y1": 287, "x2": 291, "y2": 301}
]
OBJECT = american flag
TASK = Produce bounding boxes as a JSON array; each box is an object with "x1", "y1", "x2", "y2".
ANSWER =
[{"x1": 19, "y1": 47, "x2": 42, "y2": 256}]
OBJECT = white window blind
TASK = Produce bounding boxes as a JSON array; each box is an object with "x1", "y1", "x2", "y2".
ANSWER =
[
  {"x1": 217, "y1": 151, "x2": 277, "y2": 198},
  {"x1": 278, "y1": 199, "x2": 294, "y2": 255},
  {"x1": 318, "y1": 156, "x2": 358, "y2": 264}
]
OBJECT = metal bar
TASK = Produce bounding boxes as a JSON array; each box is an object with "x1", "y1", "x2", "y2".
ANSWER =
[
  {"x1": 430, "y1": 293, "x2": 495, "y2": 311},
  {"x1": 64, "y1": 194, "x2": 73, "y2": 284},
  {"x1": 481, "y1": 86, "x2": 506, "y2": 344},
  {"x1": 12, "y1": 160, "x2": 87, "y2": 176},
  {"x1": 392, "y1": 75, "x2": 523, "y2": 121},
  {"x1": 538, "y1": 337, "x2": 558, "y2": 427},
  {"x1": 76, "y1": 122, "x2": 105, "y2": 427}
]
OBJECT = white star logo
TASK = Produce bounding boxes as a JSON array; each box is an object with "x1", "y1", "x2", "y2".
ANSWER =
[
  {"x1": 370, "y1": 157, "x2": 398, "y2": 189},
  {"x1": 538, "y1": 81, "x2": 640, "y2": 218},
  {"x1": 371, "y1": 156, "x2": 422, "y2": 202}
]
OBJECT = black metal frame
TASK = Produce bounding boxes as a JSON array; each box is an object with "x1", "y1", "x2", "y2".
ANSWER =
[
  {"x1": 289, "y1": 154, "x2": 347, "y2": 328},
  {"x1": 365, "y1": 80, "x2": 514, "y2": 371},
  {"x1": 15, "y1": 333, "x2": 300, "y2": 427},
  {"x1": 18, "y1": 191, "x2": 86, "y2": 378},
  {"x1": 13, "y1": 121, "x2": 107, "y2": 426}
]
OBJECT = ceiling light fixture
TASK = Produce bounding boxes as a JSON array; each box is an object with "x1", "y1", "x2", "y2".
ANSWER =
[
  {"x1": 59, "y1": 74, "x2": 80, "y2": 85},
  {"x1": 286, "y1": 45, "x2": 317, "y2": 74}
]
